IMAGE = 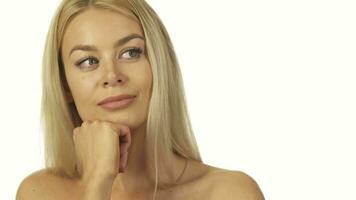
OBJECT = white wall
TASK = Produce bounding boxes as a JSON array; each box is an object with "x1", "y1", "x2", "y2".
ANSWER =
[{"x1": 1, "y1": 0, "x2": 355, "y2": 199}]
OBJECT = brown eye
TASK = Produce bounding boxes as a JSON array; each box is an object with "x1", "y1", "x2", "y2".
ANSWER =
[{"x1": 120, "y1": 47, "x2": 143, "y2": 59}]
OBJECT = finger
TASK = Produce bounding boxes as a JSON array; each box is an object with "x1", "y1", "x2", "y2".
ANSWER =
[
  {"x1": 119, "y1": 127, "x2": 131, "y2": 146},
  {"x1": 122, "y1": 152, "x2": 128, "y2": 171},
  {"x1": 73, "y1": 127, "x2": 79, "y2": 140},
  {"x1": 119, "y1": 140, "x2": 130, "y2": 160},
  {"x1": 119, "y1": 152, "x2": 129, "y2": 173},
  {"x1": 75, "y1": 163, "x2": 83, "y2": 176},
  {"x1": 118, "y1": 142, "x2": 129, "y2": 173},
  {"x1": 104, "y1": 122, "x2": 131, "y2": 151},
  {"x1": 81, "y1": 120, "x2": 91, "y2": 127},
  {"x1": 102, "y1": 121, "x2": 131, "y2": 141},
  {"x1": 121, "y1": 137, "x2": 130, "y2": 151}
]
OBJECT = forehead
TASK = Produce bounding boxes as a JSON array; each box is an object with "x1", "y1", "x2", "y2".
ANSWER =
[{"x1": 61, "y1": 8, "x2": 143, "y2": 56}]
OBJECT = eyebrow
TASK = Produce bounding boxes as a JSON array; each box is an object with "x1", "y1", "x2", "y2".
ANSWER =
[{"x1": 69, "y1": 33, "x2": 145, "y2": 56}]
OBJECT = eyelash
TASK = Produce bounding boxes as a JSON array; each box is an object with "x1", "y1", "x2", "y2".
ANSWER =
[{"x1": 74, "y1": 47, "x2": 143, "y2": 68}]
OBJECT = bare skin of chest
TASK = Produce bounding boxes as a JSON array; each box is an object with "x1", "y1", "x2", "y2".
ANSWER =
[
  {"x1": 30, "y1": 163, "x2": 220, "y2": 200},
  {"x1": 109, "y1": 178, "x2": 214, "y2": 200}
]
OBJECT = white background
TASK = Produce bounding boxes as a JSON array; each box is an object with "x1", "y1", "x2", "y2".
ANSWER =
[{"x1": 1, "y1": 0, "x2": 355, "y2": 199}]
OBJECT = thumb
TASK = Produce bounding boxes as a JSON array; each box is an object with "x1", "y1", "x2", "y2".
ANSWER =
[{"x1": 75, "y1": 163, "x2": 83, "y2": 177}]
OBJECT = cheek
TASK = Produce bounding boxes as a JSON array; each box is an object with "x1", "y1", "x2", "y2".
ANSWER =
[
  {"x1": 139, "y1": 67, "x2": 153, "y2": 97},
  {"x1": 67, "y1": 75, "x2": 97, "y2": 105},
  {"x1": 67, "y1": 76, "x2": 99, "y2": 121}
]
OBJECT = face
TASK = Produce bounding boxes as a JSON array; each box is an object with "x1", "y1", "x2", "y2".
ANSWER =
[{"x1": 61, "y1": 8, "x2": 152, "y2": 130}]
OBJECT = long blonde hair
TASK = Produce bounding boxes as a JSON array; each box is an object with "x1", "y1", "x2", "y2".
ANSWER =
[{"x1": 41, "y1": 0, "x2": 202, "y2": 198}]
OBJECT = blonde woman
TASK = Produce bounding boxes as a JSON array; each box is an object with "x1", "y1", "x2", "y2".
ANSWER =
[{"x1": 16, "y1": 0, "x2": 264, "y2": 199}]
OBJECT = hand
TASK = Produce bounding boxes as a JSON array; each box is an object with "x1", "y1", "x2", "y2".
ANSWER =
[{"x1": 73, "y1": 120, "x2": 131, "y2": 181}]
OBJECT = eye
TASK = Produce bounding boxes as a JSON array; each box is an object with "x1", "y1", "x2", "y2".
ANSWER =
[
  {"x1": 120, "y1": 47, "x2": 143, "y2": 60},
  {"x1": 73, "y1": 47, "x2": 143, "y2": 69},
  {"x1": 74, "y1": 56, "x2": 99, "y2": 69}
]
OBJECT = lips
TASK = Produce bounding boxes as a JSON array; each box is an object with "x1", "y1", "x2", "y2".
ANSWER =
[{"x1": 98, "y1": 94, "x2": 136, "y2": 105}]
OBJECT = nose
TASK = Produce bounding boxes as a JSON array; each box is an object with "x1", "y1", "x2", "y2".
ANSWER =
[
  {"x1": 102, "y1": 60, "x2": 127, "y2": 87},
  {"x1": 103, "y1": 76, "x2": 123, "y2": 87}
]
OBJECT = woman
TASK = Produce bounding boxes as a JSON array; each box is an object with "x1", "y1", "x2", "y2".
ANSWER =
[{"x1": 16, "y1": 0, "x2": 264, "y2": 199}]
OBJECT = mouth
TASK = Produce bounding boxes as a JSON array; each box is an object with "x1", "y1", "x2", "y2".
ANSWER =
[{"x1": 98, "y1": 96, "x2": 136, "y2": 110}]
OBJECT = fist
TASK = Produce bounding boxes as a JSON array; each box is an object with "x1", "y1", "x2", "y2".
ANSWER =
[{"x1": 72, "y1": 120, "x2": 131, "y2": 180}]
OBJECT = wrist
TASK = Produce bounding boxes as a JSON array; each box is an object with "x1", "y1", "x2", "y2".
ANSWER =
[
  {"x1": 77, "y1": 175, "x2": 115, "y2": 200},
  {"x1": 80, "y1": 173, "x2": 115, "y2": 188}
]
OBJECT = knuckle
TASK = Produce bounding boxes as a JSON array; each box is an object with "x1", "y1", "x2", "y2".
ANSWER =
[
  {"x1": 73, "y1": 127, "x2": 81, "y2": 138},
  {"x1": 101, "y1": 121, "x2": 112, "y2": 130},
  {"x1": 73, "y1": 127, "x2": 79, "y2": 134},
  {"x1": 81, "y1": 121, "x2": 88, "y2": 127},
  {"x1": 99, "y1": 120, "x2": 109, "y2": 126}
]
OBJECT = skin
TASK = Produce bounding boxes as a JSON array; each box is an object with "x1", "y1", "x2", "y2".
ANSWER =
[
  {"x1": 61, "y1": 7, "x2": 207, "y2": 196},
  {"x1": 16, "y1": 7, "x2": 265, "y2": 200}
]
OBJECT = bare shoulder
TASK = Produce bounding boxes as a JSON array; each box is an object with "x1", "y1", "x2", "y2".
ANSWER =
[
  {"x1": 205, "y1": 167, "x2": 265, "y2": 200},
  {"x1": 16, "y1": 168, "x2": 53, "y2": 200},
  {"x1": 16, "y1": 168, "x2": 76, "y2": 200}
]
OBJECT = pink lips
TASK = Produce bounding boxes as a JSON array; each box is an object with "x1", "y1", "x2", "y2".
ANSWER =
[{"x1": 98, "y1": 94, "x2": 136, "y2": 110}]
